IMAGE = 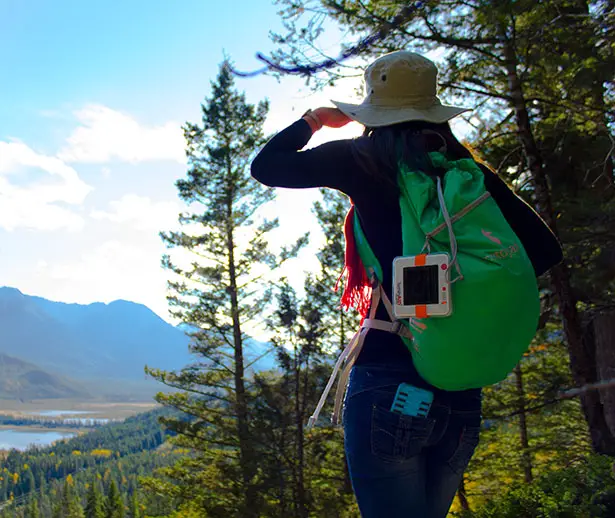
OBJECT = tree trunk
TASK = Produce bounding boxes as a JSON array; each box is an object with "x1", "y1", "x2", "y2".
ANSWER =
[
  {"x1": 514, "y1": 364, "x2": 533, "y2": 483},
  {"x1": 456, "y1": 477, "x2": 470, "y2": 512},
  {"x1": 501, "y1": 35, "x2": 615, "y2": 455},
  {"x1": 594, "y1": 310, "x2": 615, "y2": 438},
  {"x1": 294, "y1": 345, "x2": 308, "y2": 518},
  {"x1": 227, "y1": 201, "x2": 258, "y2": 517}
]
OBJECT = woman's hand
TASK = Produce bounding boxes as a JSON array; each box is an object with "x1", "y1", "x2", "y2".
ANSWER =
[
  {"x1": 313, "y1": 107, "x2": 353, "y2": 128},
  {"x1": 303, "y1": 107, "x2": 353, "y2": 132}
]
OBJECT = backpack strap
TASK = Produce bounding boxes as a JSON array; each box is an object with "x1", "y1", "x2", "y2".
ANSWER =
[{"x1": 307, "y1": 270, "x2": 414, "y2": 429}]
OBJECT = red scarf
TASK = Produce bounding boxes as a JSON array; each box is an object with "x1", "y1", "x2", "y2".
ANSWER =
[{"x1": 336, "y1": 204, "x2": 372, "y2": 320}]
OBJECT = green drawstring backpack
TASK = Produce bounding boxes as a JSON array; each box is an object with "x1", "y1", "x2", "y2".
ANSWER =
[
  {"x1": 307, "y1": 152, "x2": 540, "y2": 428},
  {"x1": 354, "y1": 152, "x2": 540, "y2": 390}
]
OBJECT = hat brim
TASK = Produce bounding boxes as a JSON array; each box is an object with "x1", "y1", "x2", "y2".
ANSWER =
[{"x1": 331, "y1": 100, "x2": 470, "y2": 127}]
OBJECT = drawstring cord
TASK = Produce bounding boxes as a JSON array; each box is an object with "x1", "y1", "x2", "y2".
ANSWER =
[{"x1": 422, "y1": 177, "x2": 463, "y2": 283}]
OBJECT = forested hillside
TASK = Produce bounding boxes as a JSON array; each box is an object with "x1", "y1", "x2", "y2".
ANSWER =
[{"x1": 0, "y1": 408, "x2": 179, "y2": 517}]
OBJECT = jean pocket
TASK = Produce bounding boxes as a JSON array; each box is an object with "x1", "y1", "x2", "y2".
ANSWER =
[
  {"x1": 370, "y1": 404, "x2": 435, "y2": 463},
  {"x1": 447, "y1": 425, "x2": 481, "y2": 474}
]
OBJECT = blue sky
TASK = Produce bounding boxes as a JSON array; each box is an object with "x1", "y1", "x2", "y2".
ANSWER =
[{"x1": 0, "y1": 0, "x2": 367, "y2": 324}]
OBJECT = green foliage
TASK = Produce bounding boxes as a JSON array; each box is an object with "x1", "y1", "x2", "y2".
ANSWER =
[
  {"x1": 53, "y1": 480, "x2": 84, "y2": 518},
  {"x1": 459, "y1": 454, "x2": 615, "y2": 518},
  {"x1": 460, "y1": 327, "x2": 592, "y2": 509},
  {"x1": 84, "y1": 481, "x2": 104, "y2": 518},
  {"x1": 104, "y1": 480, "x2": 124, "y2": 518},
  {"x1": 127, "y1": 492, "x2": 139, "y2": 518},
  {"x1": 0, "y1": 409, "x2": 177, "y2": 518},
  {"x1": 25, "y1": 498, "x2": 40, "y2": 518},
  {"x1": 311, "y1": 189, "x2": 360, "y2": 354},
  {"x1": 248, "y1": 278, "x2": 351, "y2": 517},
  {"x1": 0, "y1": 409, "x2": 170, "y2": 503}
]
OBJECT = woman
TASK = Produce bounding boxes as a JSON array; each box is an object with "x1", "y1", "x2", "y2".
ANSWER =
[{"x1": 251, "y1": 51, "x2": 562, "y2": 517}]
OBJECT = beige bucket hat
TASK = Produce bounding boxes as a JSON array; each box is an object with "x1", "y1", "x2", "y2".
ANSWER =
[{"x1": 332, "y1": 51, "x2": 470, "y2": 127}]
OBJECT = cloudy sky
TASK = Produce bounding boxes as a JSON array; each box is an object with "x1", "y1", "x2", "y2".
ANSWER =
[{"x1": 0, "y1": 0, "x2": 367, "y2": 322}]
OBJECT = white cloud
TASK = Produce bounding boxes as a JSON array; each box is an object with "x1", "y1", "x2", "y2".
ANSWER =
[
  {"x1": 58, "y1": 105, "x2": 186, "y2": 164},
  {"x1": 91, "y1": 194, "x2": 181, "y2": 232},
  {"x1": 0, "y1": 140, "x2": 91, "y2": 231},
  {"x1": 46, "y1": 240, "x2": 170, "y2": 319}
]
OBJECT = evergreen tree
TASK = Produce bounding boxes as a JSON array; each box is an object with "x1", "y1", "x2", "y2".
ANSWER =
[
  {"x1": 459, "y1": 326, "x2": 592, "y2": 511},
  {"x1": 311, "y1": 190, "x2": 360, "y2": 353},
  {"x1": 53, "y1": 479, "x2": 84, "y2": 518},
  {"x1": 268, "y1": 280, "x2": 318, "y2": 517},
  {"x1": 104, "y1": 480, "x2": 124, "y2": 518},
  {"x1": 128, "y1": 491, "x2": 139, "y2": 518},
  {"x1": 252, "y1": 276, "x2": 358, "y2": 517},
  {"x1": 311, "y1": 190, "x2": 361, "y2": 500},
  {"x1": 25, "y1": 498, "x2": 39, "y2": 518},
  {"x1": 85, "y1": 481, "x2": 104, "y2": 518},
  {"x1": 23, "y1": 469, "x2": 35, "y2": 496},
  {"x1": 145, "y1": 62, "x2": 306, "y2": 517},
  {"x1": 37, "y1": 473, "x2": 51, "y2": 518}
]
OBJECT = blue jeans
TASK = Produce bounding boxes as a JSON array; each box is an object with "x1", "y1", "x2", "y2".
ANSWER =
[{"x1": 343, "y1": 365, "x2": 482, "y2": 518}]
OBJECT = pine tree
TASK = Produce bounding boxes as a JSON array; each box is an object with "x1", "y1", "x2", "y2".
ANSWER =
[
  {"x1": 37, "y1": 474, "x2": 51, "y2": 518},
  {"x1": 25, "y1": 498, "x2": 39, "y2": 518},
  {"x1": 144, "y1": 62, "x2": 305, "y2": 517},
  {"x1": 311, "y1": 189, "x2": 360, "y2": 503},
  {"x1": 53, "y1": 480, "x2": 84, "y2": 518},
  {"x1": 85, "y1": 481, "x2": 104, "y2": 518},
  {"x1": 128, "y1": 491, "x2": 139, "y2": 518},
  {"x1": 311, "y1": 190, "x2": 360, "y2": 353},
  {"x1": 104, "y1": 480, "x2": 124, "y2": 518},
  {"x1": 266, "y1": 280, "x2": 317, "y2": 518},
  {"x1": 23, "y1": 469, "x2": 35, "y2": 496},
  {"x1": 461, "y1": 325, "x2": 592, "y2": 509},
  {"x1": 250, "y1": 272, "x2": 361, "y2": 517}
]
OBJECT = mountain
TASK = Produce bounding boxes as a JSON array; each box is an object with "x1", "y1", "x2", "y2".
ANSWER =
[
  {"x1": 0, "y1": 353, "x2": 88, "y2": 400},
  {"x1": 0, "y1": 287, "x2": 277, "y2": 399},
  {"x1": 0, "y1": 287, "x2": 191, "y2": 387}
]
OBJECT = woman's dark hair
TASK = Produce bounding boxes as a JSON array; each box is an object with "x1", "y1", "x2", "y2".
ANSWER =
[{"x1": 350, "y1": 120, "x2": 484, "y2": 192}]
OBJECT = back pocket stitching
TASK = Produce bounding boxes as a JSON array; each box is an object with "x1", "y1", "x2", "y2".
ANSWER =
[{"x1": 370, "y1": 405, "x2": 434, "y2": 463}]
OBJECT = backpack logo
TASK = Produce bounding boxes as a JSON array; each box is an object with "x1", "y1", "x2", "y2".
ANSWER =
[{"x1": 481, "y1": 228, "x2": 502, "y2": 245}]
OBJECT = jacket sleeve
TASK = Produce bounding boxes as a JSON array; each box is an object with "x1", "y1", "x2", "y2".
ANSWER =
[
  {"x1": 251, "y1": 119, "x2": 362, "y2": 196},
  {"x1": 482, "y1": 169, "x2": 564, "y2": 277}
]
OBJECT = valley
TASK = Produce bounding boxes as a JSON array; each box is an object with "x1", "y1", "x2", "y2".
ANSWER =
[
  {"x1": 0, "y1": 399, "x2": 157, "y2": 419},
  {"x1": 0, "y1": 399, "x2": 158, "y2": 452}
]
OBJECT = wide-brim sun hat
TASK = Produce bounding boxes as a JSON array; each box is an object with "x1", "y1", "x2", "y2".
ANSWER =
[{"x1": 332, "y1": 50, "x2": 470, "y2": 127}]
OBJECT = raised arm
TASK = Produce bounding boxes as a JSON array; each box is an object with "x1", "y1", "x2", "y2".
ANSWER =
[{"x1": 251, "y1": 109, "x2": 362, "y2": 195}]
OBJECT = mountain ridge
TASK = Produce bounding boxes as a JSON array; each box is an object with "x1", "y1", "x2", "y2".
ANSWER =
[
  {"x1": 0, "y1": 353, "x2": 89, "y2": 400},
  {"x1": 0, "y1": 286, "x2": 191, "y2": 384},
  {"x1": 0, "y1": 287, "x2": 276, "y2": 399}
]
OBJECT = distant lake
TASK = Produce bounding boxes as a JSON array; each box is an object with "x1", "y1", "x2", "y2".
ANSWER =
[{"x1": 0, "y1": 429, "x2": 75, "y2": 451}]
